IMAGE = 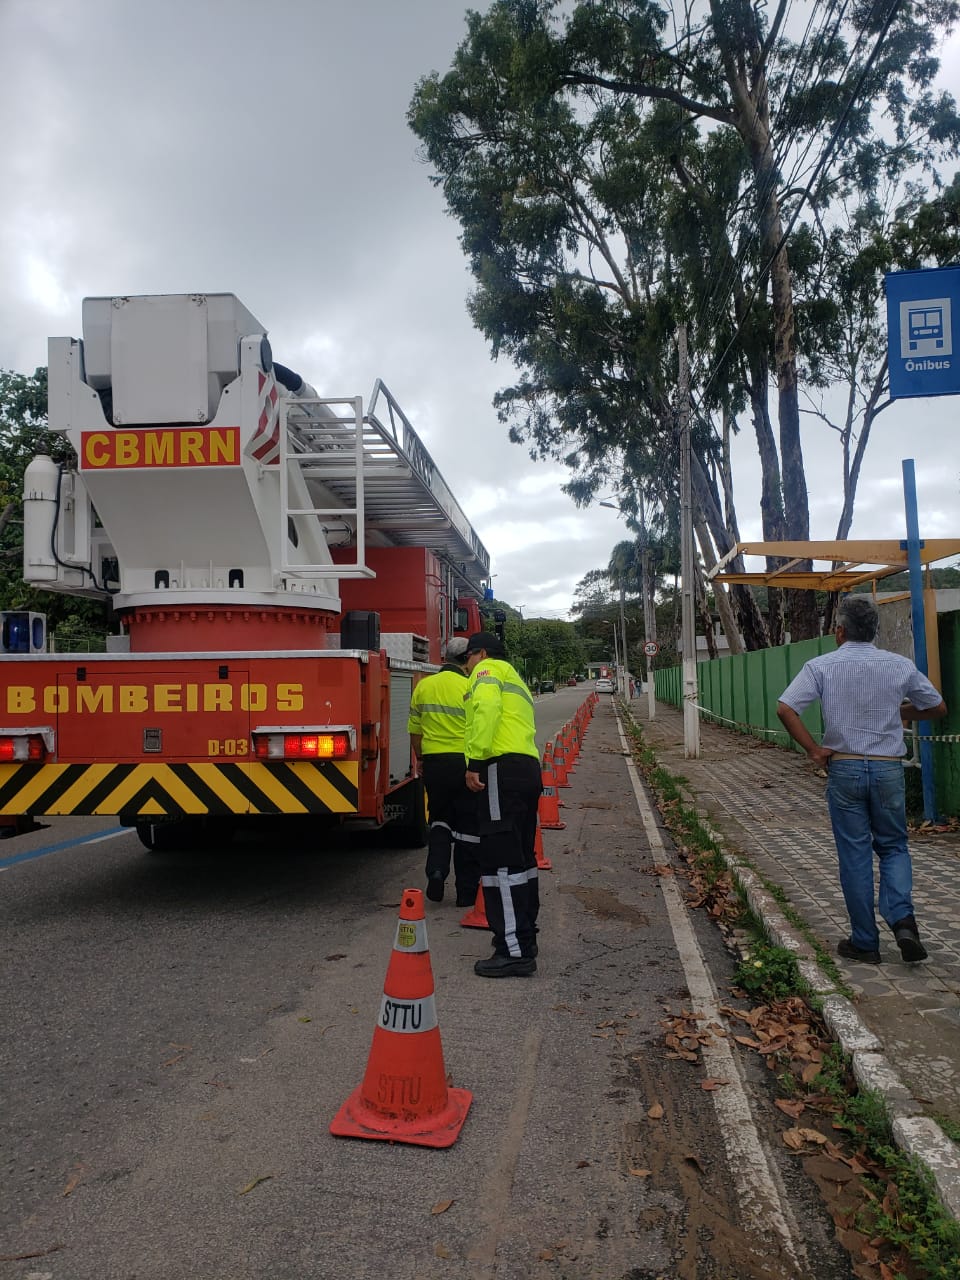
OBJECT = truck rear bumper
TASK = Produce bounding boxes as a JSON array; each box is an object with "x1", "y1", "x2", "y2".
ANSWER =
[{"x1": 0, "y1": 761, "x2": 360, "y2": 817}]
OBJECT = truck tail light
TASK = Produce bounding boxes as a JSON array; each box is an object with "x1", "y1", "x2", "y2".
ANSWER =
[
  {"x1": 254, "y1": 732, "x2": 351, "y2": 761},
  {"x1": 0, "y1": 733, "x2": 48, "y2": 762}
]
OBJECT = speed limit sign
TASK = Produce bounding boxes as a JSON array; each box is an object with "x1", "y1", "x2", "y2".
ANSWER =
[{"x1": 643, "y1": 641, "x2": 660, "y2": 657}]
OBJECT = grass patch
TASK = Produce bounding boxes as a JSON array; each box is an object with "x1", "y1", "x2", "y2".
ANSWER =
[
  {"x1": 733, "y1": 939, "x2": 803, "y2": 1003},
  {"x1": 813, "y1": 1047, "x2": 960, "y2": 1278}
]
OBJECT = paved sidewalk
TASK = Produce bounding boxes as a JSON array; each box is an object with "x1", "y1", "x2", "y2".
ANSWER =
[{"x1": 631, "y1": 695, "x2": 960, "y2": 1139}]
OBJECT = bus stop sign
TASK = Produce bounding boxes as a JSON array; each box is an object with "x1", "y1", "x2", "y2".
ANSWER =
[{"x1": 886, "y1": 265, "x2": 960, "y2": 399}]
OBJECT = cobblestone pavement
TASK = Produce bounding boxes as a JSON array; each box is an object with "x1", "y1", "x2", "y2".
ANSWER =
[{"x1": 632, "y1": 695, "x2": 960, "y2": 1127}]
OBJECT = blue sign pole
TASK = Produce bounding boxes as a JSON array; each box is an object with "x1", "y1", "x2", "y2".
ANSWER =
[{"x1": 902, "y1": 459, "x2": 938, "y2": 822}]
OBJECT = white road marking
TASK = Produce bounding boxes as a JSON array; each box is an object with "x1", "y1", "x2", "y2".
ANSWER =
[{"x1": 614, "y1": 711, "x2": 808, "y2": 1273}]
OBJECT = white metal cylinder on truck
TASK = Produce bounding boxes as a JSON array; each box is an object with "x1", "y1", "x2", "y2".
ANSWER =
[{"x1": 22, "y1": 454, "x2": 60, "y2": 580}]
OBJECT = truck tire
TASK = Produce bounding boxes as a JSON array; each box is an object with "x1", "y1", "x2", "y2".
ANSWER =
[
  {"x1": 384, "y1": 777, "x2": 429, "y2": 848},
  {"x1": 136, "y1": 816, "x2": 240, "y2": 852},
  {"x1": 135, "y1": 819, "x2": 204, "y2": 853}
]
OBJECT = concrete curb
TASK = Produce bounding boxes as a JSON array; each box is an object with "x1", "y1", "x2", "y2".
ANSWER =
[{"x1": 635, "y1": 723, "x2": 960, "y2": 1221}]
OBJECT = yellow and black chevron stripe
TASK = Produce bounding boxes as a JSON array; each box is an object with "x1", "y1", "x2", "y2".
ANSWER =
[{"x1": 0, "y1": 761, "x2": 360, "y2": 817}]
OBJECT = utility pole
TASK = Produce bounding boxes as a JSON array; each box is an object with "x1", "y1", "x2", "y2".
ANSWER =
[
  {"x1": 678, "y1": 325, "x2": 700, "y2": 758},
  {"x1": 618, "y1": 578, "x2": 629, "y2": 700},
  {"x1": 605, "y1": 619, "x2": 620, "y2": 675},
  {"x1": 639, "y1": 495, "x2": 657, "y2": 721}
]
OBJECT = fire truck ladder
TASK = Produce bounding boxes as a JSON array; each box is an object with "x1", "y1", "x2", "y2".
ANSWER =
[{"x1": 278, "y1": 380, "x2": 490, "y2": 588}]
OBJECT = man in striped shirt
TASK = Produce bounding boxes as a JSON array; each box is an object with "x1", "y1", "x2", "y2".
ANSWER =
[{"x1": 777, "y1": 595, "x2": 946, "y2": 966}]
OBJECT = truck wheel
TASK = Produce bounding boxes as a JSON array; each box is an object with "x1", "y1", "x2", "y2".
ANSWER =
[
  {"x1": 135, "y1": 817, "x2": 236, "y2": 852},
  {"x1": 385, "y1": 777, "x2": 429, "y2": 848},
  {"x1": 135, "y1": 819, "x2": 199, "y2": 853}
]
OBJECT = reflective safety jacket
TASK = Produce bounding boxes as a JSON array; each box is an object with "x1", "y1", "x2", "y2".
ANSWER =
[
  {"x1": 407, "y1": 664, "x2": 469, "y2": 754},
  {"x1": 464, "y1": 657, "x2": 538, "y2": 769}
]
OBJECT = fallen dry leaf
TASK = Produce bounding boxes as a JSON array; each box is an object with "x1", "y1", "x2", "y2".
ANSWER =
[
  {"x1": 700, "y1": 1078, "x2": 729, "y2": 1091},
  {"x1": 238, "y1": 1175, "x2": 273, "y2": 1196},
  {"x1": 431, "y1": 1199, "x2": 454, "y2": 1215},
  {"x1": 647, "y1": 1103, "x2": 664, "y2": 1120},
  {"x1": 797, "y1": 1127, "x2": 829, "y2": 1145},
  {"x1": 0, "y1": 1244, "x2": 64, "y2": 1262},
  {"x1": 775, "y1": 1099, "x2": 805, "y2": 1120},
  {"x1": 629, "y1": 1168, "x2": 652, "y2": 1178},
  {"x1": 783, "y1": 1127, "x2": 829, "y2": 1150},
  {"x1": 434, "y1": 1243, "x2": 451, "y2": 1259}
]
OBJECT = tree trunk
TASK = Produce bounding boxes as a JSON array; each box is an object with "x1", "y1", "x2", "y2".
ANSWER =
[
  {"x1": 713, "y1": 0, "x2": 815, "y2": 641},
  {"x1": 691, "y1": 452, "x2": 770, "y2": 649},
  {"x1": 695, "y1": 511, "x2": 743, "y2": 655},
  {"x1": 695, "y1": 564, "x2": 718, "y2": 660}
]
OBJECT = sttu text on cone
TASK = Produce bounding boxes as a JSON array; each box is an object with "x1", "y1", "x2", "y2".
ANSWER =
[{"x1": 330, "y1": 887, "x2": 472, "y2": 1148}]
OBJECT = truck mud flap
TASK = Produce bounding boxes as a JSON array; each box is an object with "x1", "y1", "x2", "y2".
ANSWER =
[{"x1": 0, "y1": 761, "x2": 360, "y2": 817}]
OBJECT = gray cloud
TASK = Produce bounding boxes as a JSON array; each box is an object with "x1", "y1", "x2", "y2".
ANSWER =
[{"x1": 2, "y1": 0, "x2": 958, "y2": 616}]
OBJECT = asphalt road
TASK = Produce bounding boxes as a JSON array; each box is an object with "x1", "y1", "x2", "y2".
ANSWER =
[{"x1": 1, "y1": 691, "x2": 853, "y2": 1280}]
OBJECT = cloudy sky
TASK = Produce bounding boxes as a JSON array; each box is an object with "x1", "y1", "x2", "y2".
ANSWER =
[{"x1": 2, "y1": 0, "x2": 958, "y2": 620}]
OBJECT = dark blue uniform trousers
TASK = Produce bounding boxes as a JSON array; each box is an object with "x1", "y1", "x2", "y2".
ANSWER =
[{"x1": 475, "y1": 753, "x2": 543, "y2": 958}]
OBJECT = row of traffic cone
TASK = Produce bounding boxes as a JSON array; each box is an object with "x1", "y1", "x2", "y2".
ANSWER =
[
  {"x1": 329, "y1": 694, "x2": 600, "y2": 1150},
  {"x1": 538, "y1": 692, "x2": 597, "y2": 830}
]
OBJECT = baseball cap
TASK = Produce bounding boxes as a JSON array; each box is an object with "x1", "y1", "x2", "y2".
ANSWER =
[
  {"x1": 445, "y1": 637, "x2": 470, "y2": 661},
  {"x1": 465, "y1": 630, "x2": 506, "y2": 657}
]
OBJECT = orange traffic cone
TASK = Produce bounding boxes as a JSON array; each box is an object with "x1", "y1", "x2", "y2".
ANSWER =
[
  {"x1": 460, "y1": 884, "x2": 490, "y2": 929},
  {"x1": 539, "y1": 776, "x2": 566, "y2": 830},
  {"x1": 534, "y1": 820, "x2": 552, "y2": 870},
  {"x1": 330, "y1": 887, "x2": 472, "y2": 1148},
  {"x1": 553, "y1": 741, "x2": 570, "y2": 787}
]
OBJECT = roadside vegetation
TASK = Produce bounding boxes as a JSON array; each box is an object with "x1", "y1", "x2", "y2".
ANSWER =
[{"x1": 624, "y1": 713, "x2": 960, "y2": 1279}]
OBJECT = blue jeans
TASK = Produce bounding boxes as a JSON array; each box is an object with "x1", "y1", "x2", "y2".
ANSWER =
[{"x1": 826, "y1": 759, "x2": 914, "y2": 951}]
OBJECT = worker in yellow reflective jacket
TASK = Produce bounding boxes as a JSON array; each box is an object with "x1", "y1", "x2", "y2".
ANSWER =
[
  {"x1": 463, "y1": 631, "x2": 542, "y2": 978},
  {"x1": 408, "y1": 637, "x2": 480, "y2": 907}
]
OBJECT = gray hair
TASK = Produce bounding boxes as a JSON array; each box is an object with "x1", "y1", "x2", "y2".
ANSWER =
[{"x1": 836, "y1": 595, "x2": 879, "y2": 642}]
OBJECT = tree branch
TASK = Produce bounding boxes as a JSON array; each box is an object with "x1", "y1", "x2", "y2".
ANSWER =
[{"x1": 560, "y1": 73, "x2": 735, "y2": 126}]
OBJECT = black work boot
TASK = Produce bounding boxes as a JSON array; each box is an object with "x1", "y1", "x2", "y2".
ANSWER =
[
  {"x1": 837, "y1": 939, "x2": 881, "y2": 965},
  {"x1": 892, "y1": 915, "x2": 927, "y2": 963},
  {"x1": 473, "y1": 954, "x2": 536, "y2": 978},
  {"x1": 425, "y1": 873, "x2": 445, "y2": 903}
]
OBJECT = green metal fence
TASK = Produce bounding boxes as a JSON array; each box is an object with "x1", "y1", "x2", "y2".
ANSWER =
[
  {"x1": 654, "y1": 620, "x2": 960, "y2": 815},
  {"x1": 654, "y1": 636, "x2": 836, "y2": 747}
]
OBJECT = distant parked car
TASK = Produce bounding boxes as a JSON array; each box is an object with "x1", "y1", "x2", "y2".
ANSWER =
[
  {"x1": 566, "y1": 677, "x2": 577, "y2": 687},
  {"x1": 540, "y1": 679, "x2": 556, "y2": 693},
  {"x1": 595, "y1": 677, "x2": 614, "y2": 693}
]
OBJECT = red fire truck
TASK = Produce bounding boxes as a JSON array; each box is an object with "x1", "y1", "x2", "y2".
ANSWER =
[{"x1": 0, "y1": 293, "x2": 488, "y2": 850}]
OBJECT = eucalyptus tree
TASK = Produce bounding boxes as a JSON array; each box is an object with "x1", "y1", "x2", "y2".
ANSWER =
[{"x1": 409, "y1": 0, "x2": 960, "y2": 643}]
